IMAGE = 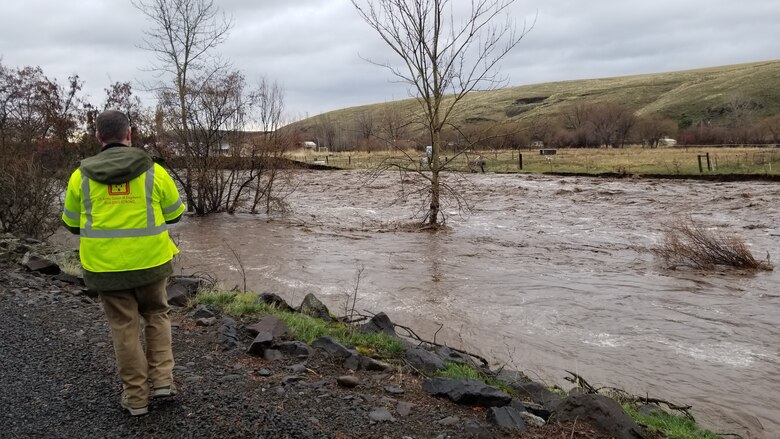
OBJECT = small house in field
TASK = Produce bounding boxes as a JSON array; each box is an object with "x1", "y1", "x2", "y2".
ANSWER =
[
  {"x1": 659, "y1": 137, "x2": 677, "y2": 147},
  {"x1": 301, "y1": 141, "x2": 317, "y2": 150}
]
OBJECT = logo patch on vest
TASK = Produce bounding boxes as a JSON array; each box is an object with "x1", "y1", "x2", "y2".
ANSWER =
[{"x1": 108, "y1": 183, "x2": 130, "y2": 195}]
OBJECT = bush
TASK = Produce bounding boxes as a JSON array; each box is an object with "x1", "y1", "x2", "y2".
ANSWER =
[
  {"x1": 654, "y1": 218, "x2": 772, "y2": 271},
  {"x1": 0, "y1": 156, "x2": 65, "y2": 239}
]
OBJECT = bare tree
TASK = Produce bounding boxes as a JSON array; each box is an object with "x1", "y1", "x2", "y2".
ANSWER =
[
  {"x1": 133, "y1": 0, "x2": 232, "y2": 212},
  {"x1": 352, "y1": 0, "x2": 531, "y2": 226},
  {"x1": 636, "y1": 114, "x2": 678, "y2": 148}
]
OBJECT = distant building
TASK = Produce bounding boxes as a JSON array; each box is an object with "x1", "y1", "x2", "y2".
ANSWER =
[
  {"x1": 659, "y1": 137, "x2": 677, "y2": 147},
  {"x1": 531, "y1": 140, "x2": 544, "y2": 148},
  {"x1": 301, "y1": 141, "x2": 317, "y2": 150}
]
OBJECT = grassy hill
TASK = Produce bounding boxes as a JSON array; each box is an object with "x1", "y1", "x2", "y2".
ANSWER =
[{"x1": 288, "y1": 60, "x2": 780, "y2": 136}]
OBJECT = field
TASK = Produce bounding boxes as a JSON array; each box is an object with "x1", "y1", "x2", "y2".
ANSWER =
[{"x1": 289, "y1": 146, "x2": 780, "y2": 176}]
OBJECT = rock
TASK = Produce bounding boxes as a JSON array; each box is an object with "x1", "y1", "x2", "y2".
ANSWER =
[
  {"x1": 263, "y1": 349, "x2": 284, "y2": 361},
  {"x1": 195, "y1": 317, "x2": 217, "y2": 326},
  {"x1": 435, "y1": 416, "x2": 459, "y2": 426},
  {"x1": 507, "y1": 380, "x2": 563, "y2": 410},
  {"x1": 276, "y1": 341, "x2": 314, "y2": 358},
  {"x1": 167, "y1": 276, "x2": 205, "y2": 306},
  {"x1": 255, "y1": 368, "x2": 272, "y2": 377},
  {"x1": 219, "y1": 317, "x2": 241, "y2": 350},
  {"x1": 312, "y1": 336, "x2": 353, "y2": 359},
  {"x1": 247, "y1": 332, "x2": 274, "y2": 356},
  {"x1": 552, "y1": 393, "x2": 645, "y2": 439},
  {"x1": 368, "y1": 408, "x2": 395, "y2": 422},
  {"x1": 396, "y1": 401, "x2": 414, "y2": 417},
  {"x1": 463, "y1": 420, "x2": 493, "y2": 439},
  {"x1": 405, "y1": 347, "x2": 446, "y2": 375},
  {"x1": 257, "y1": 293, "x2": 295, "y2": 312},
  {"x1": 384, "y1": 386, "x2": 404, "y2": 395},
  {"x1": 359, "y1": 312, "x2": 396, "y2": 337},
  {"x1": 22, "y1": 253, "x2": 60, "y2": 275},
  {"x1": 343, "y1": 354, "x2": 362, "y2": 370},
  {"x1": 336, "y1": 375, "x2": 361, "y2": 388},
  {"x1": 422, "y1": 378, "x2": 511, "y2": 407},
  {"x1": 509, "y1": 399, "x2": 551, "y2": 421},
  {"x1": 434, "y1": 346, "x2": 469, "y2": 364},
  {"x1": 282, "y1": 375, "x2": 303, "y2": 385},
  {"x1": 360, "y1": 357, "x2": 394, "y2": 372},
  {"x1": 298, "y1": 293, "x2": 335, "y2": 322},
  {"x1": 486, "y1": 407, "x2": 527, "y2": 433},
  {"x1": 53, "y1": 272, "x2": 83, "y2": 286},
  {"x1": 189, "y1": 304, "x2": 216, "y2": 319},
  {"x1": 286, "y1": 364, "x2": 308, "y2": 374},
  {"x1": 246, "y1": 315, "x2": 289, "y2": 339},
  {"x1": 218, "y1": 374, "x2": 243, "y2": 383},
  {"x1": 520, "y1": 411, "x2": 546, "y2": 427}
]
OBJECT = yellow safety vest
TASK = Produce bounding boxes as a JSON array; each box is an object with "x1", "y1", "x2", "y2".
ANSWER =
[{"x1": 61, "y1": 163, "x2": 185, "y2": 273}]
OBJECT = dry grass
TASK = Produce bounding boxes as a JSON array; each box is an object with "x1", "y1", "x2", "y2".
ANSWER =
[
  {"x1": 654, "y1": 218, "x2": 772, "y2": 271},
  {"x1": 289, "y1": 146, "x2": 780, "y2": 176}
]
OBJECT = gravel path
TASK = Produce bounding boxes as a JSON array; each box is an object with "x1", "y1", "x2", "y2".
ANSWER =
[{"x1": 0, "y1": 267, "x2": 331, "y2": 439}]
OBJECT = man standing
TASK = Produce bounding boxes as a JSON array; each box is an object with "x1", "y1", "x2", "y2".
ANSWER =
[{"x1": 62, "y1": 110, "x2": 186, "y2": 416}]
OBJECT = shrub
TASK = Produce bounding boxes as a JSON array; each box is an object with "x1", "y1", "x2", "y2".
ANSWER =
[
  {"x1": 654, "y1": 218, "x2": 772, "y2": 271},
  {"x1": 0, "y1": 156, "x2": 65, "y2": 239}
]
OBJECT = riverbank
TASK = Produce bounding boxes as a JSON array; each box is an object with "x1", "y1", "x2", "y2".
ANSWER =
[{"x1": 0, "y1": 234, "x2": 724, "y2": 438}]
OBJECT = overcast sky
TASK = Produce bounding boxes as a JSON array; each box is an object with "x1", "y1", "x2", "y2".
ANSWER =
[{"x1": 1, "y1": 0, "x2": 777, "y2": 121}]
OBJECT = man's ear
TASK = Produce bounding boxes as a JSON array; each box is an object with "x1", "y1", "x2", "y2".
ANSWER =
[
  {"x1": 125, "y1": 128, "x2": 132, "y2": 141},
  {"x1": 96, "y1": 133, "x2": 103, "y2": 143}
]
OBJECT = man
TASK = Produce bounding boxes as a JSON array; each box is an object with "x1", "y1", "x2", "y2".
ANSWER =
[{"x1": 62, "y1": 110, "x2": 186, "y2": 416}]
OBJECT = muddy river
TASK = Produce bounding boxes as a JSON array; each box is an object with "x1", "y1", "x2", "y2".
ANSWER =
[{"x1": 168, "y1": 170, "x2": 779, "y2": 437}]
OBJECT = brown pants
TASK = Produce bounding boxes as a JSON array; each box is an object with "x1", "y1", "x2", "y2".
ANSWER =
[{"x1": 100, "y1": 277, "x2": 174, "y2": 408}]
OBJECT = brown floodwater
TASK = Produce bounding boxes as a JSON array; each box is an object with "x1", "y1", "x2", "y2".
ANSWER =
[{"x1": 161, "y1": 171, "x2": 777, "y2": 436}]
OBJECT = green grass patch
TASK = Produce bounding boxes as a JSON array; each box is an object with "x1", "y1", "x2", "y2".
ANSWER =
[
  {"x1": 623, "y1": 404, "x2": 720, "y2": 439},
  {"x1": 192, "y1": 288, "x2": 404, "y2": 359}
]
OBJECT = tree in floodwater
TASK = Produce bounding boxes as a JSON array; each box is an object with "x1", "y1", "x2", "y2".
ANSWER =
[{"x1": 351, "y1": 0, "x2": 531, "y2": 226}]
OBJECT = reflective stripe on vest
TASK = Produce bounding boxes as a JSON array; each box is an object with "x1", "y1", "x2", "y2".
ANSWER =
[
  {"x1": 79, "y1": 166, "x2": 168, "y2": 239},
  {"x1": 63, "y1": 208, "x2": 79, "y2": 221}
]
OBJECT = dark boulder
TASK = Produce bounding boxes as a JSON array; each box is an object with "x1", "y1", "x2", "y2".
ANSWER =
[
  {"x1": 506, "y1": 380, "x2": 563, "y2": 411},
  {"x1": 246, "y1": 316, "x2": 290, "y2": 339},
  {"x1": 53, "y1": 272, "x2": 84, "y2": 286},
  {"x1": 311, "y1": 336, "x2": 353, "y2": 359},
  {"x1": 422, "y1": 378, "x2": 511, "y2": 407},
  {"x1": 276, "y1": 341, "x2": 314, "y2": 358},
  {"x1": 486, "y1": 406, "x2": 527, "y2": 433},
  {"x1": 359, "y1": 312, "x2": 396, "y2": 337},
  {"x1": 22, "y1": 253, "x2": 60, "y2": 275},
  {"x1": 257, "y1": 293, "x2": 295, "y2": 312},
  {"x1": 298, "y1": 293, "x2": 335, "y2": 322},
  {"x1": 247, "y1": 332, "x2": 274, "y2": 357},
  {"x1": 167, "y1": 276, "x2": 206, "y2": 307},
  {"x1": 552, "y1": 393, "x2": 645, "y2": 439},
  {"x1": 405, "y1": 347, "x2": 445, "y2": 375}
]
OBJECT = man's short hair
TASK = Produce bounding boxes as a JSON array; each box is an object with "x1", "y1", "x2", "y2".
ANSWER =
[{"x1": 96, "y1": 110, "x2": 130, "y2": 144}]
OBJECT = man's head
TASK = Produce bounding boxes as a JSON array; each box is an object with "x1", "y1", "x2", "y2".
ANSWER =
[{"x1": 95, "y1": 110, "x2": 131, "y2": 145}]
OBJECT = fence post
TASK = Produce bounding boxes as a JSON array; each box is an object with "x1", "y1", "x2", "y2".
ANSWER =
[
  {"x1": 518, "y1": 153, "x2": 523, "y2": 170},
  {"x1": 706, "y1": 152, "x2": 711, "y2": 171},
  {"x1": 326, "y1": 155, "x2": 329, "y2": 165},
  {"x1": 349, "y1": 155, "x2": 351, "y2": 165}
]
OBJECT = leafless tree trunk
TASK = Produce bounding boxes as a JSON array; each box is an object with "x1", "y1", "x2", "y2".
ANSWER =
[
  {"x1": 133, "y1": 0, "x2": 232, "y2": 213},
  {"x1": 352, "y1": 0, "x2": 531, "y2": 226}
]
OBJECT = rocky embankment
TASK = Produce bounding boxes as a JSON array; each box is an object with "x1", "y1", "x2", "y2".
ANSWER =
[{"x1": 0, "y1": 235, "x2": 656, "y2": 438}]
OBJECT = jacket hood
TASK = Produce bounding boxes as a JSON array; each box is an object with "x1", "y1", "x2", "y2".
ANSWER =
[{"x1": 80, "y1": 146, "x2": 153, "y2": 184}]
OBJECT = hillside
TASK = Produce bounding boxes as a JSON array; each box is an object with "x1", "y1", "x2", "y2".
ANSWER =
[{"x1": 288, "y1": 60, "x2": 780, "y2": 137}]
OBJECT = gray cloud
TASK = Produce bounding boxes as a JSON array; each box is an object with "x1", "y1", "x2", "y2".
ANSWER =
[{"x1": 0, "y1": 0, "x2": 777, "y2": 118}]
